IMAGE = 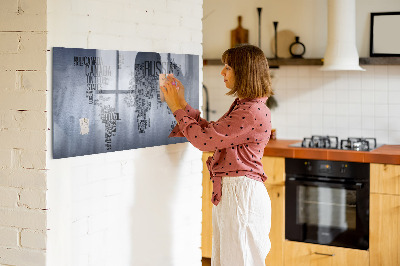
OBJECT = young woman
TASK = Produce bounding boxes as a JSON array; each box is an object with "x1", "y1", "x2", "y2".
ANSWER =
[{"x1": 161, "y1": 44, "x2": 273, "y2": 266}]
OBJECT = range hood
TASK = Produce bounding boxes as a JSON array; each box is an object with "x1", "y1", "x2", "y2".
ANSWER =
[{"x1": 320, "y1": 0, "x2": 365, "y2": 71}]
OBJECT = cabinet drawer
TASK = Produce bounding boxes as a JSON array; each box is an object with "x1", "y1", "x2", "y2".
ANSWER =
[
  {"x1": 370, "y1": 163, "x2": 400, "y2": 195},
  {"x1": 284, "y1": 241, "x2": 369, "y2": 266}
]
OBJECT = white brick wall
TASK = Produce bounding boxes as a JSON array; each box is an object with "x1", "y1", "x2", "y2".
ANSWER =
[
  {"x1": 0, "y1": 0, "x2": 48, "y2": 265},
  {"x1": 46, "y1": 1, "x2": 203, "y2": 266}
]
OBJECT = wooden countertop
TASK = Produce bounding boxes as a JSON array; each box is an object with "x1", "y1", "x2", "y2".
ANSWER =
[{"x1": 263, "y1": 139, "x2": 400, "y2": 165}]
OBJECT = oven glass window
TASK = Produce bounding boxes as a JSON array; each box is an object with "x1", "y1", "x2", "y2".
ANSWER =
[{"x1": 297, "y1": 186, "x2": 356, "y2": 230}]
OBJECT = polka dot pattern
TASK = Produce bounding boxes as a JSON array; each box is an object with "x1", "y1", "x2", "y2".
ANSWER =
[{"x1": 169, "y1": 97, "x2": 272, "y2": 206}]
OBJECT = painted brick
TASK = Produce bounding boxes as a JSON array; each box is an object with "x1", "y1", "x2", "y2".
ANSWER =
[
  {"x1": 0, "y1": 71, "x2": 16, "y2": 90},
  {"x1": 0, "y1": 149, "x2": 11, "y2": 169},
  {"x1": 0, "y1": 110, "x2": 47, "y2": 131},
  {"x1": 0, "y1": 247, "x2": 45, "y2": 266},
  {"x1": 0, "y1": 187, "x2": 19, "y2": 208},
  {"x1": 0, "y1": 227, "x2": 19, "y2": 247},
  {"x1": 11, "y1": 148, "x2": 22, "y2": 169},
  {"x1": 20, "y1": 229, "x2": 46, "y2": 249},
  {"x1": 0, "y1": 208, "x2": 46, "y2": 230},
  {"x1": 20, "y1": 150, "x2": 46, "y2": 170},
  {"x1": 0, "y1": 32, "x2": 20, "y2": 54},
  {"x1": 0, "y1": 90, "x2": 46, "y2": 111},
  {"x1": 19, "y1": 189, "x2": 46, "y2": 209},
  {"x1": 0, "y1": 13, "x2": 46, "y2": 32},
  {"x1": 0, "y1": 129, "x2": 46, "y2": 150},
  {"x1": 0, "y1": 0, "x2": 18, "y2": 13},
  {"x1": 0, "y1": 33, "x2": 47, "y2": 71},
  {"x1": 19, "y1": 0, "x2": 47, "y2": 15},
  {"x1": 0, "y1": 169, "x2": 47, "y2": 189},
  {"x1": 16, "y1": 70, "x2": 47, "y2": 91}
]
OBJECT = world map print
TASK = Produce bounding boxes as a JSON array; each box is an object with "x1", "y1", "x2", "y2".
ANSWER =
[{"x1": 52, "y1": 47, "x2": 199, "y2": 159}]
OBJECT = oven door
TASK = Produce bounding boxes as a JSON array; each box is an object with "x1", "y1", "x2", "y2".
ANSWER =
[{"x1": 285, "y1": 177, "x2": 369, "y2": 250}]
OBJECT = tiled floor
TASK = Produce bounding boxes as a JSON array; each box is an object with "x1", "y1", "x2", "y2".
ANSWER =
[{"x1": 202, "y1": 257, "x2": 211, "y2": 266}]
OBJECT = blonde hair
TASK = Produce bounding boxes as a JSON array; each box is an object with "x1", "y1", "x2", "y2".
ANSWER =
[{"x1": 221, "y1": 44, "x2": 273, "y2": 99}]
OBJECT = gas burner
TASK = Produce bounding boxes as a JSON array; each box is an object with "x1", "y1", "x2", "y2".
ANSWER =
[
  {"x1": 290, "y1": 136, "x2": 380, "y2": 151},
  {"x1": 301, "y1": 135, "x2": 339, "y2": 149},
  {"x1": 340, "y1": 137, "x2": 377, "y2": 151}
]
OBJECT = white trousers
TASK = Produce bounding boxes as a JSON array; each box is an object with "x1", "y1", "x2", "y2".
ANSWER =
[{"x1": 212, "y1": 176, "x2": 271, "y2": 266}]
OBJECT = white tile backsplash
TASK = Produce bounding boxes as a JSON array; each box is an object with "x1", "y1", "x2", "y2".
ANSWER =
[{"x1": 204, "y1": 65, "x2": 400, "y2": 144}]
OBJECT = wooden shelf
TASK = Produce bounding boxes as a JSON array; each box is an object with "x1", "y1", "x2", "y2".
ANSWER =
[
  {"x1": 359, "y1": 57, "x2": 400, "y2": 65},
  {"x1": 203, "y1": 57, "x2": 400, "y2": 67},
  {"x1": 203, "y1": 58, "x2": 323, "y2": 67}
]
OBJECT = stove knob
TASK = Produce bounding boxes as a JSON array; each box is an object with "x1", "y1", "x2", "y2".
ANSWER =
[{"x1": 340, "y1": 164, "x2": 347, "y2": 174}]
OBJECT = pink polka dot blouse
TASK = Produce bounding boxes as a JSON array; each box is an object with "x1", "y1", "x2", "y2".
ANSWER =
[{"x1": 169, "y1": 97, "x2": 272, "y2": 206}]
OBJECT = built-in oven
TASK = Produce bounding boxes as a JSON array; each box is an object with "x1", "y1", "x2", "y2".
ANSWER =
[{"x1": 285, "y1": 158, "x2": 369, "y2": 250}]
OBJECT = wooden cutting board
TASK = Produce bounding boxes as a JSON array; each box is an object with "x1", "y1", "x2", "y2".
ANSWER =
[{"x1": 231, "y1": 16, "x2": 249, "y2": 48}]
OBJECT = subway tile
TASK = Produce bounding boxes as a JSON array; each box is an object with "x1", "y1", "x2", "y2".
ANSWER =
[
  {"x1": 336, "y1": 103, "x2": 349, "y2": 116},
  {"x1": 361, "y1": 90, "x2": 375, "y2": 104},
  {"x1": 336, "y1": 115, "x2": 348, "y2": 129},
  {"x1": 348, "y1": 90, "x2": 362, "y2": 103},
  {"x1": 285, "y1": 66, "x2": 298, "y2": 77},
  {"x1": 374, "y1": 65, "x2": 388, "y2": 78},
  {"x1": 349, "y1": 128, "x2": 362, "y2": 137},
  {"x1": 348, "y1": 103, "x2": 362, "y2": 116},
  {"x1": 389, "y1": 104, "x2": 400, "y2": 117},
  {"x1": 323, "y1": 115, "x2": 336, "y2": 129},
  {"x1": 388, "y1": 65, "x2": 400, "y2": 76},
  {"x1": 362, "y1": 129, "x2": 375, "y2": 138},
  {"x1": 286, "y1": 77, "x2": 299, "y2": 89},
  {"x1": 323, "y1": 103, "x2": 336, "y2": 115},
  {"x1": 361, "y1": 103, "x2": 375, "y2": 117},
  {"x1": 388, "y1": 76, "x2": 400, "y2": 91},
  {"x1": 375, "y1": 104, "x2": 389, "y2": 117},
  {"x1": 374, "y1": 90, "x2": 388, "y2": 104},
  {"x1": 388, "y1": 131, "x2": 400, "y2": 144},
  {"x1": 348, "y1": 72, "x2": 362, "y2": 90},
  {"x1": 361, "y1": 75, "x2": 374, "y2": 91},
  {"x1": 374, "y1": 77, "x2": 388, "y2": 91},
  {"x1": 348, "y1": 116, "x2": 362, "y2": 129},
  {"x1": 298, "y1": 77, "x2": 310, "y2": 89},
  {"x1": 298, "y1": 67, "x2": 311, "y2": 78},
  {"x1": 362, "y1": 116, "x2": 375, "y2": 130},
  {"x1": 388, "y1": 91, "x2": 400, "y2": 104},
  {"x1": 388, "y1": 117, "x2": 400, "y2": 131},
  {"x1": 336, "y1": 90, "x2": 349, "y2": 103},
  {"x1": 374, "y1": 117, "x2": 389, "y2": 131},
  {"x1": 374, "y1": 130, "x2": 389, "y2": 144}
]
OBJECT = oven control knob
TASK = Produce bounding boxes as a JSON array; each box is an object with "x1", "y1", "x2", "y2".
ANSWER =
[
  {"x1": 304, "y1": 161, "x2": 312, "y2": 171},
  {"x1": 340, "y1": 164, "x2": 347, "y2": 174}
]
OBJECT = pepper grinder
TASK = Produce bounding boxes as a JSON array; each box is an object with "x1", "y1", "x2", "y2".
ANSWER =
[
  {"x1": 273, "y1": 21, "x2": 279, "y2": 58},
  {"x1": 257, "y1": 8, "x2": 262, "y2": 48}
]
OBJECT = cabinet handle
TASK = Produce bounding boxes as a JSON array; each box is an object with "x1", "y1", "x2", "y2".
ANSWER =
[{"x1": 314, "y1": 252, "x2": 335, "y2": 257}]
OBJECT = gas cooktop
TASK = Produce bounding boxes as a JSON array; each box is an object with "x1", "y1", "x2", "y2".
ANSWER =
[{"x1": 289, "y1": 135, "x2": 383, "y2": 151}]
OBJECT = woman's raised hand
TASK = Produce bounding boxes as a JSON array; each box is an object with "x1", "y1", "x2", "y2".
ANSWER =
[
  {"x1": 161, "y1": 74, "x2": 185, "y2": 113},
  {"x1": 168, "y1": 74, "x2": 187, "y2": 108}
]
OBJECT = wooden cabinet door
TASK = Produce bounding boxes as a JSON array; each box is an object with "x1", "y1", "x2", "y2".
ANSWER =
[
  {"x1": 264, "y1": 184, "x2": 284, "y2": 266},
  {"x1": 202, "y1": 152, "x2": 213, "y2": 258},
  {"x1": 370, "y1": 193, "x2": 400, "y2": 266},
  {"x1": 284, "y1": 241, "x2": 369, "y2": 266},
  {"x1": 370, "y1": 163, "x2": 400, "y2": 195},
  {"x1": 262, "y1": 156, "x2": 285, "y2": 186}
]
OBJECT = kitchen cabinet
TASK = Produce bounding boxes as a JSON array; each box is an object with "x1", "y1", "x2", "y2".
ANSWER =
[
  {"x1": 261, "y1": 156, "x2": 285, "y2": 266},
  {"x1": 202, "y1": 152, "x2": 213, "y2": 258},
  {"x1": 284, "y1": 241, "x2": 369, "y2": 266},
  {"x1": 201, "y1": 153, "x2": 286, "y2": 266},
  {"x1": 370, "y1": 163, "x2": 400, "y2": 266}
]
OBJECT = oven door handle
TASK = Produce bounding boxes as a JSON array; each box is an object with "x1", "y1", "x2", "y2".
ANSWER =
[{"x1": 286, "y1": 177, "x2": 364, "y2": 189}]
